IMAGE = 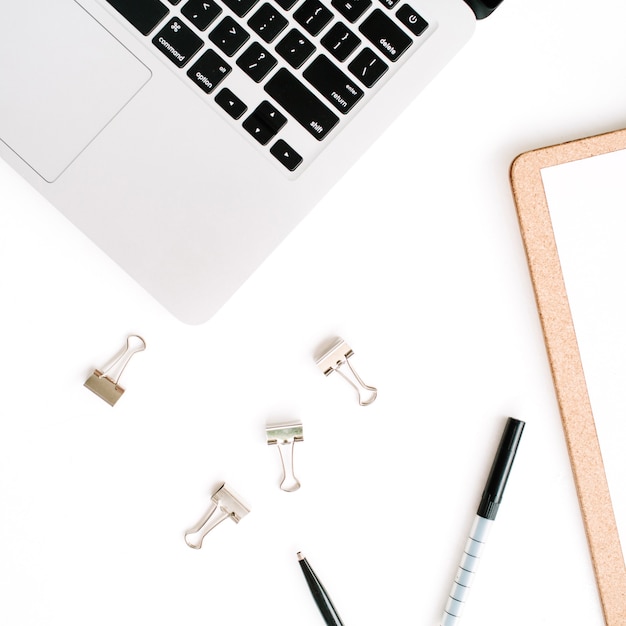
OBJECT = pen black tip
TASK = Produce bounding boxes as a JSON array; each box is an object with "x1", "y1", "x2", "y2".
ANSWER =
[{"x1": 477, "y1": 417, "x2": 525, "y2": 520}]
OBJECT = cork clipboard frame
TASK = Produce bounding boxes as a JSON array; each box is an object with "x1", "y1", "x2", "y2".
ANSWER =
[{"x1": 510, "y1": 128, "x2": 626, "y2": 625}]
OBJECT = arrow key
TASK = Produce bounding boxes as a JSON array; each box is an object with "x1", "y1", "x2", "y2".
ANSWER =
[
  {"x1": 215, "y1": 88, "x2": 248, "y2": 119},
  {"x1": 270, "y1": 139, "x2": 303, "y2": 171},
  {"x1": 243, "y1": 116, "x2": 275, "y2": 145},
  {"x1": 182, "y1": 0, "x2": 222, "y2": 30},
  {"x1": 254, "y1": 101, "x2": 287, "y2": 133},
  {"x1": 242, "y1": 101, "x2": 286, "y2": 145}
]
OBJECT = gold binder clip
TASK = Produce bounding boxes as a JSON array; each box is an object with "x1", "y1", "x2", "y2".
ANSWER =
[
  {"x1": 84, "y1": 335, "x2": 146, "y2": 406},
  {"x1": 316, "y1": 337, "x2": 377, "y2": 406},
  {"x1": 184, "y1": 483, "x2": 250, "y2": 550},
  {"x1": 266, "y1": 422, "x2": 304, "y2": 492}
]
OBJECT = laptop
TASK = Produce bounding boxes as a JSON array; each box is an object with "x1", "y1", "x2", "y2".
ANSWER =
[{"x1": 0, "y1": 0, "x2": 501, "y2": 324}]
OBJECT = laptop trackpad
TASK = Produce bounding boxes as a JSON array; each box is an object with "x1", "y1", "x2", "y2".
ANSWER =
[{"x1": 0, "y1": 1, "x2": 151, "y2": 182}]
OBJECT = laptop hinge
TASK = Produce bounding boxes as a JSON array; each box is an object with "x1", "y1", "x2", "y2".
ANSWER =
[{"x1": 463, "y1": 0, "x2": 504, "y2": 19}]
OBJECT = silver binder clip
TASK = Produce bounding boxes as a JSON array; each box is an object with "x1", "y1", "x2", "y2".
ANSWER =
[
  {"x1": 84, "y1": 335, "x2": 146, "y2": 406},
  {"x1": 184, "y1": 483, "x2": 250, "y2": 550},
  {"x1": 316, "y1": 337, "x2": 377, "y2": 406},
  {"x1": 266, "y1": 422, "x2": 303, "y2": 492}
]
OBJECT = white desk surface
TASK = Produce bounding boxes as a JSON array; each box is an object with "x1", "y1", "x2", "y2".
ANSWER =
[{"x1": 1, "y1": 0, "x2": 625, "y2": 624}]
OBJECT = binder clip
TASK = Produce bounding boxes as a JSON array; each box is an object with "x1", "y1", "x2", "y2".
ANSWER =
[
  {"x1": 316, "y1": 337, "x2": 377, "y2": 406},
  {"x1": 184, "y1": 483, "x2": 250, "y2": 550},
  {"x1": 266, "y1": 422, "x2": 303, "y2": 492},
  {"x1": 84, "y1": 335, "x2": 146, "y2": 406}
]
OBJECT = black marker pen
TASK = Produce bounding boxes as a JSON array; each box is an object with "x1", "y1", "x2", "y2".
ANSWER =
[{"x1": 440, "y1": 417, "x2": 525, "y2": 626}]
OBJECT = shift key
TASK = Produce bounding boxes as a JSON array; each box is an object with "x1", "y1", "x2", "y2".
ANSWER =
[{"x1": 265, "y1": 69, "x2": 339, "y2": 140}]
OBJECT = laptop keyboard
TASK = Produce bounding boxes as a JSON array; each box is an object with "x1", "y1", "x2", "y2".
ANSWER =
[{"x1": 104, "y1": 0, "x2": 432, "y2": 174}]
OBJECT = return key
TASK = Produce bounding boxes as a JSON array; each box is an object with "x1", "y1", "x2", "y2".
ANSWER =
[{"x1": 303, "y1": 55, "x2": 364, "y2": 114}]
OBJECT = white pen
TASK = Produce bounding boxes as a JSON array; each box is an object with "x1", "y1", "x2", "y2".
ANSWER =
[{"x1": 440, "y1": 417, "x2": 525, "y2": 626}]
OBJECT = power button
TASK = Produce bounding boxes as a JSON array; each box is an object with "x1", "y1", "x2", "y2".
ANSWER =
[{"x1": 396, "y1": 4, "x2": 428, "y2": 36}]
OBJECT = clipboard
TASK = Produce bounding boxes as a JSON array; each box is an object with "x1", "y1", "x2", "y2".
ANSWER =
[{"x1": 510, "y1": 128, "x2": 626, "y2": 625}]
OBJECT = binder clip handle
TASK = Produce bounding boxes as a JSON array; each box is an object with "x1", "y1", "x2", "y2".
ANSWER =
[
  {"x1": 184, "y1": 483, "x2": 250, "y2": 550},
  {"x1": 98, "y1": 334, "x2": 146, "y2": 386},
  {"x1": 336, "y1": 357, "x2": 377, "y2": 406},
  {"x1": 276, "y1": 442, "x2": 300, "y2": 492},
  {"x1": 266, "y1": 423, "x2": 303, "y2": 492},
  {"x1": 184, "y1": 503, "x2": 232, "y2": 550}
]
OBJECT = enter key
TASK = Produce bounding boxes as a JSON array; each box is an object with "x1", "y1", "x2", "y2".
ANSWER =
[{"x1": 303, "y1": 55, "x2": 364, "y2": 114}]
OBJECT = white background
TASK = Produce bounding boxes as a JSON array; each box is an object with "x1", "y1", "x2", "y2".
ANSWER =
[{"x1": 1, "y1": 0, "x2": 625, "y2": 624}]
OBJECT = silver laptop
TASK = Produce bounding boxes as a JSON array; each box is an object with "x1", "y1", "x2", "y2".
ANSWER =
[{"x1": 0, "y1": 0, "x2": 499, "y2": 323}]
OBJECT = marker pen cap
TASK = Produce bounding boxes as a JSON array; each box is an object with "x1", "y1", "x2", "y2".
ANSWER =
[{"x1": 477, "y1": 417, "x2": 525, "y2": 520}]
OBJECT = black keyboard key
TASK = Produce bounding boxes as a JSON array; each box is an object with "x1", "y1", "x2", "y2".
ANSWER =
[
  {"x1": 294, "y1": 0, "x2": 334, "y2": 36},
  {"x1": 254, "y1": 100, "x2": 287, "y2": 132},
  {"x1": 303, "y1": 54, "x2": 363, "y2": 114},
  {"x1": 276, "y1": 29, "x2": 315, "y2": 69},
  {"x1": 248, "y1": 3, "x2": 288, "y2": 42},
  {"x1": 210, "y1": 16, "x2": 250, "y2": 56},
  {"x1": 348, "y1": 46, "x2": 387, "y2": 86},
  {"x1": 222, "y1": 0, "x2": 260, "y2": 16},
  {"x1": 265, "y1": 68, "x2": 339, "y2": 140},
  {"x1": 181, "y1": 0, "x2": 222, "y2": 30},
  {"x1": 237, "y1": 42, "x2": 277, "y2": 82},
  {"x1": 321, "y1": 22, "x2": 360, "y2": 62},
  {"x1": 187, "y1": 49, "x2": 231, "y2": 92},
  {"x1": 379, "y1": 0, "x2": 399, "y2": 8},
  {"x1": 359, "y1": 9, "x2": 411, "y2": 61},
  {"x1": 243, "y1": 116, "x2": 276, "y2": 145},
  {"x1": 215, "y1": 88, "x2": 248, "y2": 118},
  {"x1": 331, "y1": 0, "x2": 371, "y2": 23},
  {"x1": 271, "y1": 139, "x2": 303, "y2": 171},
  {"x1": 152, "y1": 18, "x2": 203, "y2": 67},
  {"x1": 396, "y1": 4, "x2": 428, "y2": 36},
  {"x1": 167, "y1": 0, "x2": 182, "y2": 4},
  {"x1": 105, "y1": 0, "x2": 169, "y2": 35},
  {"x1": 243, "y1": 118, "x2": 275, "y2": 144},
  {"x1": 243, "y1": 101, "x2": 286, "y2": 145}
]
